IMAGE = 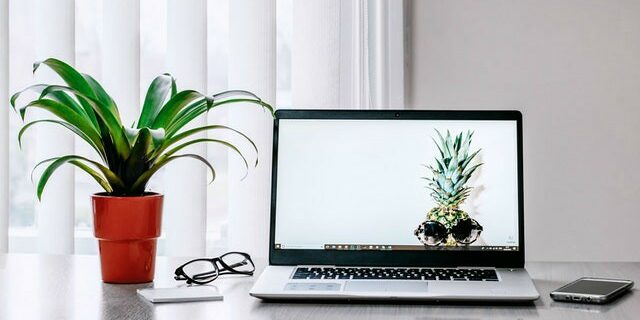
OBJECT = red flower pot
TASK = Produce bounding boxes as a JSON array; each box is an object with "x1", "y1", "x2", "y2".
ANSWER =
[{"x1": 92, "y1": 193, "x2": 163, "y2": 283}]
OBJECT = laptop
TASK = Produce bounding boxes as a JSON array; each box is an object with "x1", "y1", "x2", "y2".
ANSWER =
[{"x1": 250, "y1": 109, "x2": 539, "y2": 301}]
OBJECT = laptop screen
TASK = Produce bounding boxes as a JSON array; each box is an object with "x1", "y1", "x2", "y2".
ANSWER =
[{"x1": 273, "y1": 118, "x2": 520, "y2": 252}]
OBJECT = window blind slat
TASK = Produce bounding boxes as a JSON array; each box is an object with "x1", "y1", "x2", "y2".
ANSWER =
[
  {"x1": 0, "y1": 0, "x2": 9, "y2": 253},
  {"x1": 228, "y1": 0, "x2": 276, "y2": 258},
  {"x1": 164, "y1": 0, "x2": 208, "y2": 257},
  {"x1": 368, "y1": 0, "x2": 405, "y2": 109},
  {"x1": 102, "y1": 0, "x2": 140, "y2": 126},
  {"x1": 292, "y1": 0, "x2": 341, "y2": 108},
  {"x1": 34, "y1": 0, "x2": 76, "y2": 254}
]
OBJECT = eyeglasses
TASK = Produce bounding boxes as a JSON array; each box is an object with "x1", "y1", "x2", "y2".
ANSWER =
[
  {"x1": 414, "y1": 218, "x2": 483, "y2": 246},
  {"x1": 174, "y1": 252, "x2": 255, "y2": 285}
]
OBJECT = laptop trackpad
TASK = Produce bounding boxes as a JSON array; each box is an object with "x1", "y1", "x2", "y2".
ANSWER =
[{"x1": 344, "y1": 281, "x2": 428, "y2": 292}]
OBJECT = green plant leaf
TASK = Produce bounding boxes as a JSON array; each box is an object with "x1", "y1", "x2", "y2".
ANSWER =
[
  {"x1": 19, "y1": 99, "x2": 103, "y2": 149},
  {"x1": 166, "y1": 98, "x2": 274, "y2": 137},
  {"x1": 212, "y1": 89, "x2": 262, "y2": 100},
  {"x1": 44, "y1": 88, "x2": 100, "y2": 130},
  {"x1": 151, "y1": 90, "x2": 204, "y2": 129},
  {"x1": 170, "y1": 76, "x2": 177, "y2": 97},
  {"x1": 17, "y1": 119, "x2": 106, "y2": 161},
  {"x1": 122, "y1": 128, "x2": 154, "y2": 186},
  {"x1": 68, "y1": 159, "x2": 113, "y2": 193},
  {"x1": 130, "y1": 153, "x2": 216, "y2": 194},
  {"x1": 159, "y1": 138, "x2": 250, "y2": 179},
  {"x1": 16, "y1": 83, "x2": 130, "y2": 160},
  {"x1": 156, "y1": 125, "x2": 258, "y2": 165},
  {"x1": 15, "y1": 58, "x2": 272, "y2": 197},
  {"x1": 138, "y1": 74, "x2": 174, "y2": 128},
  {"x1": 77, "y1": 94, "x2": 130, "y2": 159},
  {"x1": 82, "y1": 73, "x2": 121, "y2": 123},
  {"x1": 33, "y1": 58, "x2": 95, "y2": 99},
  {"x1": 39, "y1": 85, "x2": 85, "y2": 115},
  {"x1": 34, "y1": 155, "x2": 115, "y2": 199},
  {"x1": 11, "y1": 84, "x2": 49, "y2": 111},
  {"x1": 64, "y1": 76, "x2": 130, "y2": 159},
  {"x1": 31, "y1": 155, "x2": 125, "y2": 195}
]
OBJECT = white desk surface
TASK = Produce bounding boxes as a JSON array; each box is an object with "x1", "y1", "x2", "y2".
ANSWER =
[{"x1": 0, "y1": 254, "x2": 638, "y2": 319}]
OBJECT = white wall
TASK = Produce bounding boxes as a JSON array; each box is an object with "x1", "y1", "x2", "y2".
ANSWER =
[{"x1": 407, "y1": 0, "x2": 640, "y2": 261}]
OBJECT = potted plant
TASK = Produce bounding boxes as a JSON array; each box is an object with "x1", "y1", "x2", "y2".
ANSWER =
[{"x1": 10, "y1": 58, "x2": 272, "y2": 283}]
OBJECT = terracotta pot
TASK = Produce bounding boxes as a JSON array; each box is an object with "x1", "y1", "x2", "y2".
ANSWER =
[{"x1": 92, "y1": 193, "x2": 163, "y2": 283}]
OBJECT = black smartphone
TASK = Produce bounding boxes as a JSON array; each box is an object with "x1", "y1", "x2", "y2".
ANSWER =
[{"x1": 550, "y1": 277, "x2": 633, "y2": 304}]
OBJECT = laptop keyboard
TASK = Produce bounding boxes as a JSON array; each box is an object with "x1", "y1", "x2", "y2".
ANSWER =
[{"x1": 292, "y1": 267, "x2": 499, "y2": 281}]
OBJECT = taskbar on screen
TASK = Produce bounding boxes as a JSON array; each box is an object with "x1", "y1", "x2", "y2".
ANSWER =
[{"x1": 273, "y1": 243, "x2": 519, "y2": 251}]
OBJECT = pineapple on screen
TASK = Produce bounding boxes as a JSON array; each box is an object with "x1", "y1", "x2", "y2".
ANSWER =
[{"x1": 419, "y1": 129, "x2": 483, "y2": 246}]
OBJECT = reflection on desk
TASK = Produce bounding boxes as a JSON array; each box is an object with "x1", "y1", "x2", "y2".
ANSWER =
[{"x1": 0, "y1": 254, "x2": 638, "y2": 320}]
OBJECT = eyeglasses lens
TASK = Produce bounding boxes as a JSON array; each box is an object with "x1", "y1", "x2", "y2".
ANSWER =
[
  {"x1": 220, "y1": 253, "x2": 255, "y2": 273},
  {"x1": 183, "y1": 259, "x2": 218, "y2": 282}
]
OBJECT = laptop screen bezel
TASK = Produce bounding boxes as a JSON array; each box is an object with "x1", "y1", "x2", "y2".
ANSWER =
[{"x1": 269, "y1": 109, "x2": 525, "y2": 268}]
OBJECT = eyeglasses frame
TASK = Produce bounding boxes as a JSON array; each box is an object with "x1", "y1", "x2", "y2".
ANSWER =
[{"x1": 174, "y1": 251, "x2": 255, "y2": 285}]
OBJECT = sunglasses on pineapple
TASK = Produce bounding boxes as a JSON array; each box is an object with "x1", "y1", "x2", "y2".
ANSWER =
[{"x1": 414, "y1": 218, "x2": 483, "y2": 246}]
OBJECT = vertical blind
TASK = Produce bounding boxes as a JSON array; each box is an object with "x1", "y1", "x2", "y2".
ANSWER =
[
  {"x1": 164, "y1": 0, "x2": 209, "y2": 257},
  {"x1": 0, "y1": 0, "x2": 8, "y2": 253},
  {"x1": 227, "y1": 0, "x2": 276, "y2": 256},
  {"x1": 101, "y1": 0, "x2": 140, "y2": 126},
  {"x1": 34, "y1": 0, "x2": 76, "y2": 254},
  {"x1": 0, "y1": 0, "x2": 404, "y2": 257}
]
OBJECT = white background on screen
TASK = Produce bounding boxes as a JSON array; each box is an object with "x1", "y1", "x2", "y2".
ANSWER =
[{"x1": 274, "y1": 119, "x2": 519, "y2": 248}]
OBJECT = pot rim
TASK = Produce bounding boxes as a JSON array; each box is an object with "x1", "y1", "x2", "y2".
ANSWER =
[{"x1": 92, "y1": 192, "x2": 163, "y2": 199}]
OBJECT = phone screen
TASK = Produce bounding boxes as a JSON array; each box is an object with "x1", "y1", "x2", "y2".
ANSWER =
[{"x1": 557, "y1": 280, "x2": 629, "y2": 295}]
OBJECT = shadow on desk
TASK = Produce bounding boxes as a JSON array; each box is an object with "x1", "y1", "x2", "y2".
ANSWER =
[
  {"x1": 252, "y1": 298, "x2": 541, "y2": 320},
  {"x1": 548, "y1": 288, "x2": 635, "y2": 314},
  {"x1": 258, "y1": 298, "x2": 537, "y2": 307}
]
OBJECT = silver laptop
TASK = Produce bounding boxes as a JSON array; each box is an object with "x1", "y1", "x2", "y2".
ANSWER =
[{"x1": 250, "y1": 110, "x2": 539, "y2": 302}]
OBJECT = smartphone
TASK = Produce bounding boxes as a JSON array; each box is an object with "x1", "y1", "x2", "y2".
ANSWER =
[{"x1": 550, "y1": 277, "x2": 633, "y2": 304}]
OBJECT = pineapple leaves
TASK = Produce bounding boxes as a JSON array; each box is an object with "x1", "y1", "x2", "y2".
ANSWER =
[
  {"x1": 432, "y1": 138, "x2": 444, "y2": 159},
  {"x1": 14, "y1": 58, "x2": 273, "y2": 198},
  {"x1": 426, "y1": 129, "x2": 482, "y2": 209}
]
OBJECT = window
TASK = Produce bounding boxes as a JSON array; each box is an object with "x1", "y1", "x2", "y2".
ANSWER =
[
  {"x1": 5, "y1": 0, "x2": 403, "y2": 255},
  {"x1": 7, "y1": 0, "x2": 295, "y2": 253}
]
